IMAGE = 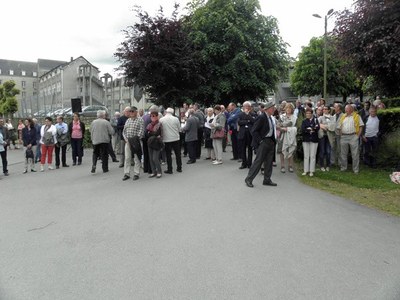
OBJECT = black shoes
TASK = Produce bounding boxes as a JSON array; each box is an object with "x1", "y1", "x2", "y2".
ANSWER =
[
  {"x1": 112, "y1": 159, "x2": 119, "y2": 163},
  {"x1": 63, "y1": 164, "x2": 69, "y2": 167},
  {"x1": 263, "y1": 180, "x2": 277, "y2": 186},
  {"x1": 187, "y1": 160, "x2": 196, "y2": 164},
  {"x1": 133, "y1": 175, "x2": 139, "y2": 181},
  {"x1": 176, "y1": 169, "x2": 182, "y2": 173},
  {"x1": 164, "y1": 170, "x2": 173, "y2": 174},
  {"x1": 91, "y1": 167, "x2": 96, "y2": 173},
  {"x1": 239, "y1": 165, "x2": 247, "y2": 169},
  {"x1": 122, "y1": 174, "x2": 130, "y2": 181},
  {"x1": 119, "y1": 164, "x2": 124, "y2": 168},
  {"x1": 245, "y1": 178, "x2": 254, "y2": 188}
]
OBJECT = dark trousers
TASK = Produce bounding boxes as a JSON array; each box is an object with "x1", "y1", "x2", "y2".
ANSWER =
[
  {"x1": 363, "y1": 136, "x2": 379, "y2": 167},
  {"x1": 1, "y1": 147, "x2": 8, "y2": 174},
  {"x1": 165, "y1": 140, "x2": 182, "y2": 172},
  {"x1": 108, "y1": 142, "x2": 117, "y2": 160},
  {"x1": 222, "y1": 131, "x2": 227, "y2": 152},
  {"x1": 180, "y1": 133, "x2": 187, "y2": 156},
  {"x1": 35, "y1": 140, "x2": 41, "y2": 163},
  {"x1": 239, "y1": 132, "x2": 253, "y2": 167},
  {"x1": 246, "y1": 138, "x2": 275, "y2": 183},
  {"x1": 196, "y1": 128, "x2": 204, "y2": 158},
  {"x1": 318, "y1": 135, "x2": 331, "y2": 168},
  {"x1": 55, "y1": 144, "x2": 67, "y2": 167},
  {"x1": 71, "y1": 138, "x2": 83, "y2": 164},
  {"x1": 231, "y1": 129, "x2": 239, "y2": 159},
  {"x1": 92, "y1": 143, "x2": 109, "y2": 172},
  {"x1": 186, "y1": 140, "x2": 197, "y2": 162},
  {"x1": 142, "y1": 138, "x2": 151, "y2": 173}
]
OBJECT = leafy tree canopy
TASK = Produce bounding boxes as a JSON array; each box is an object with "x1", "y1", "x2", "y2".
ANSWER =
[
  {"x1": 290, "y1": 37, "x2": 356, "y2": 99},
  {"x1": 115, "y1": 4, "x2": 204, "y2": 107},
  {"x1": 187, "y1": 0, "x2": 289, "y2": 105},
  {"x1": 334, "y1": 0, "x2": 400, "y2": 96},
  {"x1": 0, "y1": 80, "x2": 19, "y2": 117}
]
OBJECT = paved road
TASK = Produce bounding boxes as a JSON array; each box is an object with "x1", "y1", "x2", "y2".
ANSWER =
[{"x1": 1, "y1": 147, "x2": 399, "y2": 300}]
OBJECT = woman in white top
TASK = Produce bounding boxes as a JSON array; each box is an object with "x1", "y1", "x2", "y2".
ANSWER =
[
  {"x1": 276, "y1": 103, "x2": 297, "y2": 173},
  {"x1": 40, "y1": 117, "x2": 57, "y2": 171}
]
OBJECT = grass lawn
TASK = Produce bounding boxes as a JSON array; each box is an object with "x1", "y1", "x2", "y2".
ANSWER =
[{"x1": 296, "y1": 163, "x2": 400, "y2": 217}]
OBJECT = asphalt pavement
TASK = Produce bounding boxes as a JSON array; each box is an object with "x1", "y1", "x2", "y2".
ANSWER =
[{"x1": 1, "y1": 147, "x2": 399, "y2": 300}]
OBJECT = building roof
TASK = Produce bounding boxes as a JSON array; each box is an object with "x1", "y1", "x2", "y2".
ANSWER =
[
  {"x1": 0, "y1": 59, "x2": 37, "y2": 76},
  {"x1": 37, "y1": 58, "x2": 67, "y2": 75}
]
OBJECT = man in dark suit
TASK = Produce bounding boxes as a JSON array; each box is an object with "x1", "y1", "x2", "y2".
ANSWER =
[
  {"x1": 245, "y1": 102, "x2": 277, "y2": 187},
  {"x1": 237, "y1": 101, "x2": 257, "y2": 169}
]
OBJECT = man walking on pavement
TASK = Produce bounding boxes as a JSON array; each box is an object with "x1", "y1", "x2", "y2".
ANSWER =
[
  {"x1": 90, "y1": 110, "x2": 114, "y2": 173},
  {"x1": 160, "y1": 107, "x2": 182, "y2": 174},
  {"x1": 245, "y1": 102, "x2": 277, "y2": 188}
]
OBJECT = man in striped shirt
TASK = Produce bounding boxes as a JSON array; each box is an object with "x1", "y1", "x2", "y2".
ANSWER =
[{"x1": 122, "y1": 106, "x2": 144, "y2": 181}]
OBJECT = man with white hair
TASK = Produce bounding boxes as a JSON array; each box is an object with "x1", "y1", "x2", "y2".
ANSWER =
[
  {"x1": 338, "y1": 104, "x2": 364, "y2": 173},
  {"x1": 90, "y1": 110, "x2": 114, "y2": 173},
  {"x1": 160, "y1": 107, "x2": 182, "y2": 174}
]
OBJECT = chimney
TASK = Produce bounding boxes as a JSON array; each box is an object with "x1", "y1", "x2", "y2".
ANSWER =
[{"x1": 70, "y1": 57, "x2": 73, "y2": 62}]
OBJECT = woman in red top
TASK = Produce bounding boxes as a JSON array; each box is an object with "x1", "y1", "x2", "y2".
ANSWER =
[{"x1": 68, "y1": 113, "x2": 86, "y2": 165}]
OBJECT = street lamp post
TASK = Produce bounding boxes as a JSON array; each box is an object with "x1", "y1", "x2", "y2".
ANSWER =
[{"x1": 313, "y1": 9, "x2": 334, "y2": 100}]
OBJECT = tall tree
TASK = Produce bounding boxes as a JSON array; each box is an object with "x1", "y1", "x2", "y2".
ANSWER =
[
  {"x1": 290, "y1": 37, "x2": 356, "y2": 99},
  {"x1": 115, "y1": 5, "x2": 204, "y2": 107},
  {"x1": 334, "y1": 0, "x2": 400, "y2": 96},
  {"x1": 187, "y1": 0, "x2": 289, "y2": 105},
  {"x1": 0, "y1": 80, "x2": 19, "y2": 117}
]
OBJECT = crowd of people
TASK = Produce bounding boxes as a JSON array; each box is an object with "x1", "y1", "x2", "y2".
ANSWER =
[{"x1": 0, "y1": 97, "x2": 382, "y2": 185}]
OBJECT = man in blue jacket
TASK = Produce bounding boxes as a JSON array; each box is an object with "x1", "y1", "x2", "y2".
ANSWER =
[{"x1": 227, "y1": 102, "x2": 241, "y2": 160}]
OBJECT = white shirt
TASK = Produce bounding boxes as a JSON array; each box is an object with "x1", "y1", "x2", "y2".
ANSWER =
[{"x1": 365, "y1": 116, "x2": 379, "y2": 138}]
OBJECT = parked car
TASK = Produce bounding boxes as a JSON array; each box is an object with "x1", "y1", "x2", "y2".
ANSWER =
[{"x1": 80, "y1": 105, "x2": 109, "y2": 117}]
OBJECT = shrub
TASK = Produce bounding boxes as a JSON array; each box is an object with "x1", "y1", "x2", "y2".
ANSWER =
[{"x1": 382, "y1": 97, "x2": 400, "y2": 108}]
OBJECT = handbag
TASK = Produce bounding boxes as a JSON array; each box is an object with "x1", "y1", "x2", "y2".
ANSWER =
[{"x1": 212, "y1": 129, "x2": 225, "y2": 139}]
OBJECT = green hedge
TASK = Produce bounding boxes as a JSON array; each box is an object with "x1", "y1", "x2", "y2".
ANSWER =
[
  {"x1": 377, "y1": 107, "x2": 400, "y2": 135},
  {"x1": 382, "y1": 97, "x2": 400, "y2": 108}
]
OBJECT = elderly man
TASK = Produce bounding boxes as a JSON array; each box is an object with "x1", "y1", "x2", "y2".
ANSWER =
[
  {"x1": 55, "y1": 116, "x2": 69, "y2": 169},
  {"x1": 338, "y1": 104, "x2": 364, "y2": 173},
  {"x1": 330, "y1": 103, "x2": 344, "y2": 167},
  {"x1": 110, "y1": 111, "x2": 121, "y2": 155},
  {"x1": 117, "y1": 107, "x2": 131, "y2": 168},
  {"x1": 237, "y1": 101, "x2": 257, "y2": 169},
  {"x1": 90, "y1": 110, "x2": 114, "y2": 173},
  {"x1": 245, "y1": 102, "x2": 277, "y2": 188},
  {"x1": 122, "y1": 106, "x2": 144, "y2": 181},
  {"x1": 227, "y1": 102, "x2": 241, "y2": 160},
  {"x1": 0, "y1": 118, "x2": 10, "y2": 176},
  {"x1": 362, "y1": 106, "x2": 380, "y2": 168},
  {"x1": 142, "y1": 105, "x2": 159, "y2": 174},
  {"x1": 182, "y1": 109, "x2": 199, "y2": 164},
  {"x1": 160, "y1": 107, "x2": 182, "y2": 174}
]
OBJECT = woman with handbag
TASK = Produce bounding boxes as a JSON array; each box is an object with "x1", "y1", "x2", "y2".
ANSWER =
[
  {"x1": 146, "y1": 111, "x2": 163, "y2": 178},
  {"x1": 40, "y1": 117, "x2": 57, "y2": 171},
  {"x1": 211, "y1": 105, "x2": 226, "y2": 165},
  {"x1": 204, "y1": 107, "x2": 215, "y2": 161}
]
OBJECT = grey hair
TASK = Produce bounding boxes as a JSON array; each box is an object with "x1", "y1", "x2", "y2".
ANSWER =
[
  {"x1": 149, "y1": 105, "x2": 159, "y2": 113},
  {"x1": 97, "y1": 110, "x2": 106, "y2": 118},
  {"x1": 243, "y1": 101, "x2": 251, "y2": 107}
]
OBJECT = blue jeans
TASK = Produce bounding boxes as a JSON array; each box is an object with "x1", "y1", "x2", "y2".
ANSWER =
[{"x1": 318, "y1": 135, "x2": 331, "y2": 168}]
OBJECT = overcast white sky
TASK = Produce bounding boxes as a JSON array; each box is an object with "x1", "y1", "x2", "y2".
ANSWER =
[{"x1": 1, "y1": 0, "x2": 354, "y2": 77}]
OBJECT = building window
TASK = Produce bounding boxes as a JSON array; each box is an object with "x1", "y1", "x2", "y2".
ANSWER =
[
  {"x1": 10, "y1": 70, "x2": 14, "y2": 75},
  {"x1": 22, "y1": 81, "x2": 26, "y2": 88},
  {"x1": 33, "y1": 82, "x2": 37, "y2": 89},
  {"x1": 33, "y1": 71, "x2": 37, "y2": 77},
  {"x1": 21, "y1": 91, "x2": 26, "y2": 98},
  {"x1": 0, "y1": 69, "x2": 2, "y2": 75},
  {"x1": 22, "y1": 70, "x2": 26, "y2": 76}
]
